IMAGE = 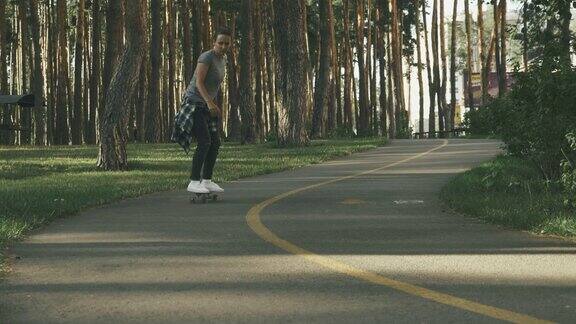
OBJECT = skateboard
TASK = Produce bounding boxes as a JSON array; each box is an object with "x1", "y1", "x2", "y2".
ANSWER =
[{"x1": 190, "y1": 192, "x2": 219, "y2": 204}]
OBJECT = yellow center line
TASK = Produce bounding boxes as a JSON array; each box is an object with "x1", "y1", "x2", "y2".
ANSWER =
[{"x1": 246, "y1": 140, "x2": 553, "y2": 324}]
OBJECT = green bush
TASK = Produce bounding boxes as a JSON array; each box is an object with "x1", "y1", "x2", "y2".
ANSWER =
[
  {"x1": 465, "y1": 67, "x2": 576, "y2": 180},
  {"x1": 561, "y1": 131, "x2": 576, "y2": 207}
]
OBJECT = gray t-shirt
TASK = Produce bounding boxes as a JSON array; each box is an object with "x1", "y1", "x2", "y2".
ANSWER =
[{"x1": 185, "y1": 50, "x2": 226, "y2": 104}]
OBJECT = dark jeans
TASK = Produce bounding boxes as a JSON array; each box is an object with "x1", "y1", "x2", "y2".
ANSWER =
[{"x1": 190, "y1": 104, "x2": 221, "y2": 181}]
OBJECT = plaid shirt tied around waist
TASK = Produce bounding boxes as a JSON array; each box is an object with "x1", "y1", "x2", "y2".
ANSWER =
[{"x1": 171, "y1": 96, "x2": 218, "y2": 154}]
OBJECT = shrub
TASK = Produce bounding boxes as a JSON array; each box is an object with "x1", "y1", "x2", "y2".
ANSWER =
[
  {"x1": 465, "y1": 66, "x2": 576, "y2": 180},
  {"x1": 561, "y1": 131, "x2": 576, "y2": 207}
]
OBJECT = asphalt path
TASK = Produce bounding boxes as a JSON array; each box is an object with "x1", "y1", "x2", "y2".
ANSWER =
[{"x1": 2, "y1": 139, "x2": 575, "y2": 323}]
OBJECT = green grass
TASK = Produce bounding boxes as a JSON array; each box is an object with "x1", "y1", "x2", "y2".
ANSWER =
[
  {"x1": 0, "y1": 138, "x2": 386, "y2": 275},
  {"x1": 441, "y1": 155, "x2": 576, "y2": 238}
]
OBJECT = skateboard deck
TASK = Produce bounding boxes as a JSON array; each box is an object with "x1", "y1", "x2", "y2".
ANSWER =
[{"x1": 190, "y1": 192, "x2": 219, "y2": 203}]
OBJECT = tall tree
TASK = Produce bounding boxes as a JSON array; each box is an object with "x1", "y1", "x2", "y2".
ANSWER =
[
  {"x1": 355, "y1": 0, "x2": 370, "y2": 135},
  {"x1": 226, "y1": 14, "x2": 241, "y2": 140},
  {"x1": 449, "y1": 0, "x2": 458, "y2": 130},
  {"x1": 262, "y1": 0, "x2": 277, "y2": 137},
  {"x1": 29, "y1": 0, "x2": 45, "y2": 145},
  {"x1": 166, "y1": 0, "x2": 176, "y2": 140},
  {"x1": 191, "y1": 0, "x2": 203, "y2": 62},
  {"x1": 311, "y1": 0, "x2": 332, "y2": 138},
  {"x1": 386, "y1": 28, "x2": 395, "y2": 139},
  {"x1": 18, "y1": 1, "x2": 31, "y2": 145},
  {"x1": 273, "y1": 0, "x2": 309, "y2": 146},
  {"x1": 430, "y1": 0, "x2": 440, "y2": 135},
  {"x1": 365, "y1": 0, "x2": 374, "y2": 131},
  {"x1": 253, "y1": 0, "x2": 264, "y2": 141},
  {"x1": 46, "y1": 0, "x2": 56, "y2": 144},
  {"x1": 392, "y1": 0, "x2": 406, "y2": 137},
  {"x1": 415, "y1": 0, "x2": 424, "y2": 134},
  {"x1": 102, "y1": 0, "x2": 124, "y2": 125},
  {"x1": 239, "y1": 0, "x2": 257, "y2": 144},
  {"x1": 146, "y1": 0, "x2": 162, "y2": 142},
  {"x1": 375, "y1": 2, "x2": 387, "y2": 136},
  {"x1": 87, "y1": 0, "x2": 100, "y2": 144},
  {"x1": 478, "y1": 0, "x2": 487, "y2": 104},
  {"x1": 342, "y1": 0, "x2": 353, "y2": 132},
  {"x1": 180, "y1": 0, "x2": 193, "y2": 85},
  {"x1": 327, "y1": 0, "x2": 339, "y2": 133},
  {"x1": 439, "y1": 0, "x2": 447, "y2": 132},
  {"x1": 464, "y1": 0, "x2": 474, "y2": 110},
  {"x1": 0, "y1": 0, "x2": 6, "y2": 144},
  {"x1": 72, "y1": 0, "x2": 85, "y2": 144},
  {"x1": 499, "y1": 0, "x2": 507, "y2": 96},
  {"x1": 55, "y1": 0, "x2": 70, "y2": 145},
  {"x1": 493, "y1": 0, "x2": 501, "y2": 97},
  {"x1": 97, "y1": 0, "x2": 146, "y2": 170}
]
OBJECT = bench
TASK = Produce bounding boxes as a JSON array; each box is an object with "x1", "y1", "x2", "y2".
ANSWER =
[{"x1": 0, "y1": 94, "x2": 36, "y2": 131}]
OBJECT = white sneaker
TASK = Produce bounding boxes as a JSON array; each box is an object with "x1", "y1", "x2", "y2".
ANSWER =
[
  {"x1": 202, "y1": 179, "x2": 224, "y2": 193},
  {"x1": 187, "y1": 180, "x2": 209, "y2": 193}
]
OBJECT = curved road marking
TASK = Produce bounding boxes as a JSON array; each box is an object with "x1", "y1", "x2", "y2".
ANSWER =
[{"x1": 246, "y1": 140, "x2": 553, "y2": 324}]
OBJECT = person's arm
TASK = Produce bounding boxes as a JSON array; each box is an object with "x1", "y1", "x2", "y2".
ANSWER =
[{"x1": 195, "y1": 63, "x2": 221, "y2": 116}]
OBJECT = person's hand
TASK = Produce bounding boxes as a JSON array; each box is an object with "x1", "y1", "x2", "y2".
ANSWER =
[{"x1": 207, "y1": 101, "x2": 221, "y2": 117}]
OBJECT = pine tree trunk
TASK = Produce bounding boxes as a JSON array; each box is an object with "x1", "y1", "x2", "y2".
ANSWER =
[
  {"x1": 180, "y1": 0, "x2": 193, "y2": 85},
  {"x1": 71, "y1": 0, "x2": 85, "y2": 144},
  {"x1": 55, "y1": 0, "x2": 70, "y2": 145},
  {"x1": 0, "y1": 0, "x2": 10, "y2": 145},
  {"x1": 146, "y1": 0, "x2": 162, "y2": 143},
  {"x1": 201, "y1": 0, "x2": 211, "y2": 51},
  {"x1": 87, "y1": 0, "x2": 100, "y2": 144},
  {"x1": 239, "y1": 0, "x2": 257, "y2": 144},
  {"x1": 371, "y1": 23, "x2": 378, "y2": 135},
  {"x1": 439, "y1": 0, "x2": 447, "y2": 132},
  {"x1": 273, "y1": 0, "x2": 309, "y2": 146},
  {"x1": 423, "y1": 0, "x2": 435, "y2": 135},
  {"x1": 253, "y1": 0, "x2": 264, "y2": 141},
  {"x1": 499, "y1": 0, "x2": 507, "y2": 95},
  {"x1": 102, "y1": 0, "x2": 124, "y2": 128},
  {"x1": 18, "y1": 2, "x2": 31, "y2": 145},
  {"x1": 365, "y1": 0, "x2": 373, "y2": 132},
  {"x1": 493, "y1": 0, "x2": 501, "y2": 97},
  {"x1": 167, "y1": 0, "x2": 176, "y2": 141},
  {"x1": 327, "y1": 0, "x2": 339, "y2": 133},
  {"x1": 97, "y1": 0, "x2": 146, "y2": 170},
  {"x1": 430, "y1": 0, "x2": 441, "y2": 135},
  {"x1": 449, "y1": 0, "x2": 457, "y2": 130},
  {"x1": 478, "y1": 0, "x2": 487, "y2": 104},
  {"x1": 191, "y1": 0, "x2": 203, "y2": 62},
  {"x1": 29, "y1": 0, "x2": 46, "y2": 145},
  {"x1": 83, "y1": 16, "x2": 90, "y2": 142},
  {"x1": 386, "y1": 24, "x2": 395, "y2": 139},
  {"x1": 375, "y1": 4, "x2": 387, "y2": 137},
  {"x1": 46, "y1": 0, "x2": 56, "y2": 145},
  {"x1": 356, "y1": 0, "x2": 369, "y2": 136},
  {"x1": 226, "y1": 14, "x2": 241, "y2": 141},
  {"x1": 311, "y1": 0, "x2": 331, "y2": 138},
  {"x1": 342, "y1": 0, "x2": 353, "y2": 132},
  {"x1": 262, "y1": 2, "x2": 277, "y2": 137},
  {"x1": 464, "y1": 0, "x2": 474, "y2": 109},
  {"x1": 415, "y1": 0, "x2": 424, "y2": 134},
  {"x1": 391, "y1": 0, "x2": 405, "y2": 137}
]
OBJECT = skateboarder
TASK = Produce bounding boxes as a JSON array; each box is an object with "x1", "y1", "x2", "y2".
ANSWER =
[{"x1": 175, "y1": 27, "x2": 231, "y2": 194}]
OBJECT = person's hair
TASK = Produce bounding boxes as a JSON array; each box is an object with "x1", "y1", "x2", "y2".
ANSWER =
[{"x1": 213, "y1": 27, "x2": 232, "y2": 41}]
